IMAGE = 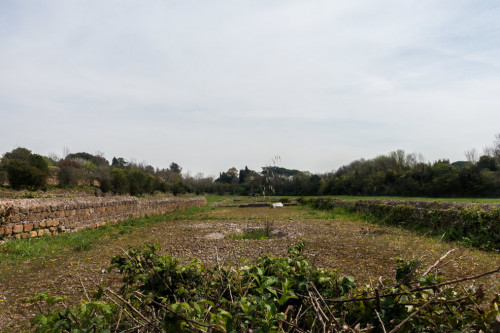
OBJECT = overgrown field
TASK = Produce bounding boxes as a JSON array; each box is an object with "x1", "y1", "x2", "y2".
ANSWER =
[{"x1": 0, "y1": 197, "x2": 499, "y2": 331}]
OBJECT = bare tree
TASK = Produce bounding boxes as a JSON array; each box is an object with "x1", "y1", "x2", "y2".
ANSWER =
[
  {"x1": 62, "y1": 147, "x2": 70, "y2": 159},
  {"x1": 48, "y1": 152, "x2": 60, "y2": 163},
  {"x1": 483, "y1": 133, "x2": 500, "y2": 162},
  {"x1": 494, "y1": 133, "x2": 500, "y2": 160},
  {"x1": 464, "y1": 148, "x2": 478, "y2": 163}
]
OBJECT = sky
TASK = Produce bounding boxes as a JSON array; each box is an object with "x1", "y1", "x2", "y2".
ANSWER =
[{"x1": 1, "y1": 1, "x2": 500, "y2": 177}]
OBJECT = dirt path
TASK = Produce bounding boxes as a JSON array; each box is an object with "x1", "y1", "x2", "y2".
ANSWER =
[{"x1": 1, "y1": 207, "x2": 499, "y2": 331}]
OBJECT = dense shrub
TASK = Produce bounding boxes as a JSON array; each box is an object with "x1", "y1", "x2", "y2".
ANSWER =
[
  {"x1": 66, "y1": 152, "x2": 109, "y2": 167},
  {"x1": 110, "y1": 168, "x2": 129, "y2": 195},
  {"x1": 0, "y1": 169, "x2": 8, "y2": 185},
  {"x1": 1, "y1": 156, "x2": 50, "y2": 190},
  {"x1": 22, "y1": 242, "x2": 500, "y2": 332},
  {"x1": 127, "y1": 169, "x2": 147, "y2": 195},
  {"x1": 1, "y1": 148, "x2": 51, "y2": 189},
  {"x1": 57, "y1": 166, "x2": 82, "y2": 186}
]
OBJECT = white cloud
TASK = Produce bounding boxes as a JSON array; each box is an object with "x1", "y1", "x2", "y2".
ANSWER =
[{"x1": 1, "y1": 1, "x2": 500, "y2": 174}]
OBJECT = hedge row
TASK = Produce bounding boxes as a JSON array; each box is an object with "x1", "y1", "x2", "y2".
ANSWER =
[{"x1": 301, "y1": 198, "x2": 500, "y2": 251}]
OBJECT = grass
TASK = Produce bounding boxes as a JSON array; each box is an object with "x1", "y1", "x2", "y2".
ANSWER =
[
  {"x1": 316, "y1": 195, "x2": 500, "y2": 203},
  {"x1": 225, "y1": 229, "x2": 274, "y2": 240},
  {"x1": 207, "y1": 194, "x2": 500, "y2": 205},
  {"x1": 204, "y1": 194, "x2": 287, "y2": 205},
  {"x1": 0, "y1": 211, "x2": 193, "y2": 268}
]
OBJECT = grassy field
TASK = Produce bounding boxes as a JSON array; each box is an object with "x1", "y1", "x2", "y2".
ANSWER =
[
  {"x1": 205, "y1": 194, "x2": 500, "y2": 204},
  {"x1": 308, "y1": 195, "x2": 500, "y2": 203},
  {"x1": 0, "y1": 197, "x2": 499, "y2": 331}
]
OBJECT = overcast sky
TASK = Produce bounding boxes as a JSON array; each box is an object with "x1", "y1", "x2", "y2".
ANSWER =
[{"x1": 1, "y1": 1, "x2": 499, "y2": 177}]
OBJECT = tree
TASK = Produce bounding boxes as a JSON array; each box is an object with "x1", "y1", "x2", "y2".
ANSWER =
[
  {"x1": 239, "y1": 166, "x2": 252, "y2": 183},
  {"x1": 66, "y1": 152, "x2": 109, "y2": 167},
  {"x1": 430, "y1": 160, "x2": 459, "y2": 196},
  {"x1": 169, "y1": 162, "x2": 182, "y2": 174},
  {"x1": 57, "y1": 160, "x2": 82, "y2": 186},
  {"x1": 477, "y1": 155, "x2": 498, "y2": 171},
  {"x1": 1, "y1": 147, "x2": 50, "y2": 189},
  {"x1": 216, "y1": 167, "x2": 238, "y2": 184},
  {"x1": 111, "y1": 168, "x2": 129, "y2": 195},
  {"x1": 3, "y1": 160, "x2": 47, "y2": 189},
  {"x1": 111, "y1": 157, "x2": 128, "y2": 168},
  {"x1": 0, "y1": 169, "x2": 7, "y2": 186},
  {"x1": 465, "y1": 148, "x2": 479, "y2": 163},
  {"x1": 127, "y1": 169, "x2": 148, "y2": 196}
]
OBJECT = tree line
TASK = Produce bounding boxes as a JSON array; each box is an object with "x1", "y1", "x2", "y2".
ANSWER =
[
  {"x1": 0, "y1": 148, "x2": 189, "y2": 196},
  {"x1": 1, "y1": 134, "x2": 500, "y2": 197}
]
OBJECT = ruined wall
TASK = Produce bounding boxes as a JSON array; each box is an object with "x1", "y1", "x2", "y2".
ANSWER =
[{"x1": 0, "y1": 196, "x2": 207, "y2": 240}]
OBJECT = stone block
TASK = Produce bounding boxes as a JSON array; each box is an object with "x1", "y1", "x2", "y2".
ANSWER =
[
  {"x1": 4, "y1": 225, "x2": 12, "y2": 235},
  {"x1": 24, "y1": 223, "x2": 34, "y2": 232},
  {"x1": 30, "y1": 231, "x2": 38, "y2": 238},
  {"x1": 13, "y1": 224, "x2": 24, "y2": 234},
  {"x1": 39, "y1": 221, "x2": 46, "y2": 228}
]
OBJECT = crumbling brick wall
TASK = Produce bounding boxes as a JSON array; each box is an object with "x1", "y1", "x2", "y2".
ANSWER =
[{"x1": 0, "y1": 196, "x2": 206, "y2": 240}]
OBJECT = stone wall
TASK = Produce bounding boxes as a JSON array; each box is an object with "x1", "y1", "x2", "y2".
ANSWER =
[{"x1": 0, "y1": 196, "x2": 207, "y2": 240}]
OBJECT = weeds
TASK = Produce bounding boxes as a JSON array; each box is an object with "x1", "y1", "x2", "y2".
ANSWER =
[
  {"x1": 226, "y1": 219, "x2": 275, "y2": 240},
  {"x1": 22, "y1": 242, "x2": 500, "y2": 332},
  {"x1": 226, "y1": 228, "x2": 273, "y2": 240}
]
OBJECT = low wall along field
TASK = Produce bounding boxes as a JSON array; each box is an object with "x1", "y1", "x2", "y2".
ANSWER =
[
  {"x1": 303, "y1": 198, "x2": 500, "y2": 251},
  {"x1": 0, "y1": 196, "x2": 207, "y2": 240}
]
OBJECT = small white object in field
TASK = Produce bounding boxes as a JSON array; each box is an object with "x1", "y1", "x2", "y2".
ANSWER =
[{"x1": 272, "y1": 202, "x2": 284, "y2": 208}]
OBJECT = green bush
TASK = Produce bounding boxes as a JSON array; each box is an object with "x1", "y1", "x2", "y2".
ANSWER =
[
  {"x1": 22, "y1": 242, "x2": 500, "y2": 332},
  {"x1": 110, "y1": 168, "x2": 129, "y2": 195},
  {"x1": 0, "y1": 169, "x2": 8, "y2": 185},
  {"x1": 127, "y1": 169, "x2": 147, "y2": 195},
  {"x1": 57, "y1": 166, "x2": 81, "y2": 186},
  {"x1": 3, "y1": 159, "x2": 48, "y2": 189},
  {"x1": 1, "y1": 148, "x2": 50, "y2": 189}
]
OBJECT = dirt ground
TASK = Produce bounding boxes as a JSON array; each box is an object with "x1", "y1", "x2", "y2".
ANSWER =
[{"x1": 1, "y1": 206, "x2": 499, "y2": 331}]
